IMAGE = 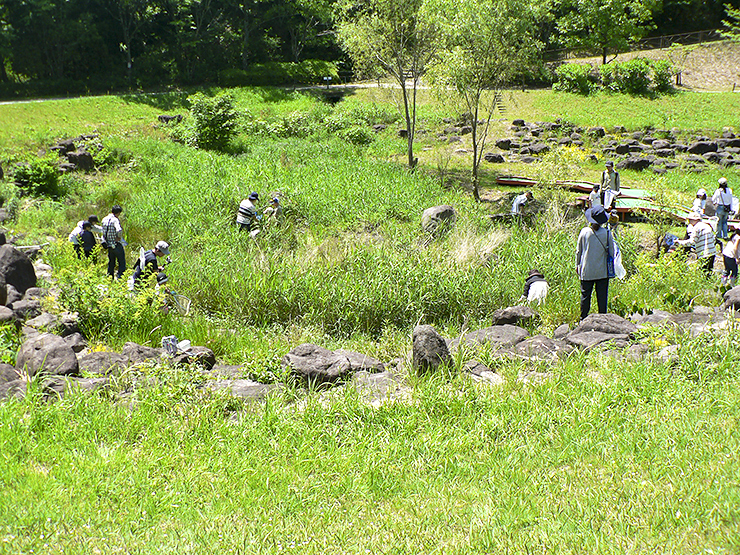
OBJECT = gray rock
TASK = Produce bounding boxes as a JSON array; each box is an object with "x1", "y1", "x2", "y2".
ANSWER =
[
  {"x1": 668, "y1": 312, "x2": 712, "y2": 327},
  {"x1": 77, "y1": 351, "x2": 128, "y2": 375},
  {"x1": 41, "y1": 375, "x2": 109, "y2": 400},
  {"x1": 553, "y1": 324, "x2": 570, "y2": 339},
  {"x1": 421, "y1": 205, "x2": 456, "y2": 235},
  {"x1": 515, "y1": 335, "x2": 573, "y2": 359},
  {"x1": 205, "y1": 379, "x2": 280, "y2": 401},
  {"x1": 170, "y1": 346, "x2": 216, "y2": 370},
  {"x1": 121, "y1": 342, "x2": 163, "y2": 365},
  {"x1": 26, "y1": 312, "x2": 60, "y2": 332},
  {"x1": 63, "y1": 333, "x2": 87, "y2": 353},
  {"x1": 0, "y1": 245, "x2": 37, "y2": 296},
  {"x1": 457, "y1": 325, "x2": 529, "y2": 350},
  {"x1": 10, "y1": 299, "x2": 41, "y2": 320},
  {"x1": 631, "y1": 310, "x2": 673, "y2": 324},
  {"x1": 16, "y1": 332, "x2": 79, "y2": 377},
  {"x1": 492, "y1": 305, "x2": 534, "y2": 326},
  {"x1": 412, "y1": 325, "x2": 451, "y2": 374},
  {"x1": 335, "y1": 349, "x2": 385, "y2": 373},
  {"x1": 0, "y1": 362, "x2": 19, "y2": 385},
  {"x1": 484, "y1": 152, "x2": 505, "y2": 163},
  {"x1": 0, "y1": 306, "x2": 15, "y2": 323},
  {"x1": 351, "y1": 370, "x2": 409, "y2": 406},
  {"x1": 529, "y1": 142, "x2": 550, "y2": 155},
  {"x1": 495, "y1": 138, "x2": 512, "y2": 150},
  {"x1": 616, "y1": 157, "x2": 652, "y2": 171},
  {"x1": 23, "y1": 287, "x2": 44, "y2": 300},
  {"x1": 687, "y1": 141, "x2": 718, "y2": 155},
  {"x1": 571, "y1": 313, "x2": 637, "y2": 337},
  {"x1": 0, "y1": 379, "x2": 26, "y2": 401},
  {"x1": 5, "y1": 284, "x2": 21, "y2": 305},
  {"x1": 565, "y1": 331, "x2": 631, "y2": 350},
  {"x1": 724, "y1": 285, "x2": 740, "y2": 310},
  {"x1": 282, "y1": 343, "x2": 351, "y2": 384},
  {"x1": 208, "y1": 364, "x2": 247, "y2": 378}
]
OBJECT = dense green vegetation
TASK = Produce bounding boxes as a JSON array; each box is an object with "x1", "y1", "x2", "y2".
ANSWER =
[
  {"x1": 0, "y1": 87, "x2": 739, "y2": 552},
  {"x1": 0, "y1": 0, "x2": 738, "y2": 96}
]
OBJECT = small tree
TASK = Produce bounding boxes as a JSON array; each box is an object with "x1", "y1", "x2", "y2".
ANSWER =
[
  {"x1": 722, "y1": 3, "x2": 740, "y2": 41},
  {"x1": 189, "y1": 92, "x2": 239, "y2": 151},
  {"x1": 427, "y1": 0, "x2": 540, "y2": 201},
  {"x1": 336, "y1": 0, "x2": 441, "y2": 170},
  {"x1": 556, "y1": 0, "x2": 658, "y2": 65}
]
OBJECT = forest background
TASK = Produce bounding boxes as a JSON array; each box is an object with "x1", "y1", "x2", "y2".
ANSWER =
[{"x1": 0, "y1": 0, "x2": 739, "y2": 97}]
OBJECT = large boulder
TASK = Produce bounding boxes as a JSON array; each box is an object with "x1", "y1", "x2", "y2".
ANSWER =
[
  {"x1": 282, "y1": 343, "x2": 351, "y2": 384},
  {"x1": 0, "y1": 362, "x2": 18, "y2": 385},
  {"x1": 170, "y1": 346, "x2": 216, "y2": 370},
  {"x1": 0, "y1": 245, "x2": 37, "y2": 295},
  {"x1": 66, "y1": 148, "x2": 94, "y2": 171},
  {"x1": 456, "y1": 325, "x2": 529, "y2": 350},
  {"x1": 421, "y1": 205, "x2": 456, "y2": 235},
  {"x1": 334, "y1": 349, "x2": 385, "y2": 373},
  {"x1": 0, "y1": 379, "x2": 26, "y2": 401},
  {"x1": 492, "y1": 305, "x2": 534, "y2": 326},
  {"x1": 570, "y1": 313, "x2": 637, "y2": 337},
  {"x1": 16, "y1": 332, "x2": 79, "y2": 377},
  {"x1": 515, "y1": 335, "x2": 573, "y2": 360},
  {"x1": 121, "y1": 342, "x2": 163, "y2": 365},
  {"x1": 412, "y1": 325, "x2": 451, "y2": 374},
  {"x1": 9, "y1": 299, "x2": 41, "y2": 320},
  {"x1": 77, "y1": 351, "x2": 128, "y2": 375},
  {"x1": 205, "y1": 379, "x2": 280, "y2": 401},
  {"x1": 565, "y1": 331, "x2": 631, "y2": 351},
  {"x1": 724, "y1": 285, "x2": 740, "y2": 310}
]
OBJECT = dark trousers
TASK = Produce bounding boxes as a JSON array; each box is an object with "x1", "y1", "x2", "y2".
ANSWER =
[
  {"x1": 700, "y1": 255, "x2": 715, "y2": 278},
  {"x1": 107, "y1": 243, "x2": 126, "y2": 278},
  {"x1": 724, "y1": 255, "x2": 738, "y2": 279},
  {"x1": 580, "y1": 278, "x2": 609, "y2": 320}
]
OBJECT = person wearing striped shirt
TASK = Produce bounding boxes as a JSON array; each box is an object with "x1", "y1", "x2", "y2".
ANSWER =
[
  {"x1": 101, "y1": 205, "x2": 126, "y2": 279},
  {"x1": 236, "y1": 192, "x2": 260, "y2": 231},
  {"x1": 678, "y1": 212, "x2": 716, "y2": 278}
]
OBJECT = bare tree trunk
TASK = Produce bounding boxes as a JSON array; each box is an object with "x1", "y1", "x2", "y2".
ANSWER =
[
  {"x1": 0, "y1": 59, "x2": 8, "y2": 83},
  {"x1": 242, "y1": 11, "x2": 250, "y2": 69}
]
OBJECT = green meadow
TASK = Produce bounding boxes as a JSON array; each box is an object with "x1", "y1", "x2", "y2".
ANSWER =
[{"x1": 0, "y1": 87, "x2": 739, "y2": 553}]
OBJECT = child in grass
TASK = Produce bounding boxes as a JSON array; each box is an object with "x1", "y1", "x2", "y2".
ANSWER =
[{"x1": 519, "y1": 269, "x2": 549, "y2": 305}]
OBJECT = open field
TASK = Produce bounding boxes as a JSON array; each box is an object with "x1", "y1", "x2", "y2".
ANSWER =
[{"x1": 1, "y1": 87, "x2": 739, "y2": 553}]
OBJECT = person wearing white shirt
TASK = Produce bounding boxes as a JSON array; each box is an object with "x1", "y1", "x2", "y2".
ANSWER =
[
  {"x1": 511, "y1": 191, "x2": 533, "y2": 214},
  {"x1": 692, "y1": 189, "x2": 707, "y2": 215},
  {"x1": 711, "y1": 177, "x2": 733, "y2": 240}
]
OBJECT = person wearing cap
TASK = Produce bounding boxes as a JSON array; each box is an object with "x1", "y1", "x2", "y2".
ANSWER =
[
  {"x1": 677, "y1": 212, "x2": 716, "y2": 278},
  {"x1": 68, "y1": 215, "x2": 103, "y2": 257},
  {"x1": 131, "y1": 241, "x2": 171, "y2": 288},
  {"x1": 101, "y1": 205, "x2": 126, "y2": 279},
  {"x1": 576, "y1": 206, "x2": 615, "y2": 320},
  {"x1": 237, "y1": 192, "x2": 260, "y2": 231},
  {"x1": 600, "y1": 161, "x2": 620, "y2": 194},
  {"x1": 692, "y1": 188, "x2": 708, "y2": 215},
  {"x1": 518, "y1": 268, "x2": 549, "y2": 305},
  {"x1": 511, "y1": 191, "x2": 533, "y2": 215},
  {"x1": 712, "y1": 177, "x2": 733, "y2": 240},
  {"x1": 263, "y1": 197, "x2": 283, "y2": 226}
]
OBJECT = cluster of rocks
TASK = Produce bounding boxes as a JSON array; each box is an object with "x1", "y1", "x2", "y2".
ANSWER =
[
  {"x1": 480, "y1": 119, "x2": 740, "y2": 172},
  {"x1": 47, "y1": 135, "x2": 101, "y2": 173},
  {"x1": 158, "y1": 114, "x2": 183, "y2": 125}
]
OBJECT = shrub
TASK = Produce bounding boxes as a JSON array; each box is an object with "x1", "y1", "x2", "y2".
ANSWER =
[
  {"x1": 188, "y1": 92, "x2": 239, "y2": 151},
  {"x1": 337, "y1": 126, "x2": 374, "y2": 146},
  {"x1": 552, "y1": 63, "x2": 597, "y2": 95},
  {"x1": 651, "y1": 60, "x2": 675, "y2": 93},
  {"x1": 600, "y1": 58, "x2": 652, "y2": 95},
  {"x1": 12, "y1": 154, "x2": 61, "y2": 197},
  {"x1": 219, "y1": 60, "x2": 339, "y2": 87}
]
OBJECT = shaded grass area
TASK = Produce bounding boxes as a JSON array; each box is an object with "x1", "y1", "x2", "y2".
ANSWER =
[{"x1": 1, "y1": 341, "x2": 739, "y2": 553}]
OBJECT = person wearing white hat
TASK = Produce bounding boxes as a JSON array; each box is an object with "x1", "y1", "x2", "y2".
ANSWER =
[
  {"x1": 711, "y1": 177, "x2": 732, "y2": 240},
  {"x1": 131, "y1": 240, "x2": 171, "y2": 289},
  {"x1": 692, "y1": 188, "x2": 707, "y2": 215},
  {"x1": 677, "y1": 212, "x2": 716, "y2": 277}
]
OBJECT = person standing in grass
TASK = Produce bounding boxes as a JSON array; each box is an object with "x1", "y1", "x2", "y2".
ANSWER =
[
  {"x1": 712, "y1": 177, "x2": 733, "y2": 240},
  {"x1": 677, "y1": 212, "x2": 716, "y2": 278},
  {"x1": 600, "y1": 160, "x2": 620, "y2": 194},
  {"x1": 102, "y1": 205, "x2": 126, "y2": 279},
  {"x1": 721, "y1": 230, "x2": 740, "y2": 286},
  {"x1": 692, "y1": 188, "x2": 708, "y2": 215},
  {"x1": 576, "y1": 206, "x2": 614, "y2": 320},
  {"x1": 237, "y1": 192, "x2": 260, "y2": 232},
  {"x1": 68, "y1": 214, "x2": 102, "y2": 257}
]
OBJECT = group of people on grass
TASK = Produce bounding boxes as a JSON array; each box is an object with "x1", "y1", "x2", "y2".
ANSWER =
[{"x1": 236, "y1": 192, "x2": 282, "y2": 233}]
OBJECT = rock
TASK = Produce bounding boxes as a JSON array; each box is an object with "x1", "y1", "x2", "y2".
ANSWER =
[
  {"x1": 616, "y1": 157, "x2": 652, "y2": 171},
  {"x1": 517, "y1": 371, "x2": 551, "y2": 385},
  {"x1": 157, "y1": 114, "x2": 183, "y2": 124},
  {"x1": 456, "y1": 325, "x2": 529, "y2": 350},
  {"x1": 460, "y1": 126, "x2": 472, "y2": 135},
  {"x1": 41, "y1": 375, "x2": 108, "y2": 400},
  {"x1": 63, "y1": 333, "x2": 87, "y2": 353},
  {"x1": 208, "y1": 364, "x2": 247, "y2": 378},
  {"x1": 687, "y1": 141, "x2": 718, "y2": 155},
  {"x1": 16, "y1": 333, "x2": 79, "y2": 377},
  {"x1": 529, "y1": 142, "x2": 550, "y2": 155},
  {"x1": 512, "y1": 119, "x2": 525, "y2": 127},
  {"x1": 565, "y1": 331, "x2": 631, "y2": 350},
  {"x1": 465, "y1": 361, "x2": 504, "y2": 385},
  {"x1": 571, "y1": 313, "x2": 637, "y2": 337},
  {"x1": 0, "y1": 379, "x2": 26, "y2": 401},
  {"x1": 495, "y1": 138, "x2": 512, "y2": 150},
  {"x1": 121, "y1": 342, "x2": 163, "y2": 365},
  {"x1": 282, "y1": 343, "x2": 351, "y2": 384},
  {"x1": 335, "y1": 349, "x2": 385, "y2": 373},
  {"x1": 351, "y1": 370, "x2": 410, "y2": 406},
  {"x1": 0, "y1": 306, "x2": 15, "y2": 323},
  {"x1": 588, "y1": 126, "x2": 606, "y2": 138},
  {"x1": 724, "y1": 285, "x2": 740, "y2": 310},
  {"x1": 484, "y1": 152, "x2": 505, "y2": 163},
  {"x1": 0, "y1": 244, "x2": 37, "y2": 295},
  {"x1": 651, "y1": 139, "x2": 672, "y2": 150},
  {"x1": 412, "y1": 325, "x2": 452, "y2": 374},
  {"x1": 55, "y1": 138, "x2": 76, "y2": 154},
  {"x1": 25, "y1": 312, "x2": 60, "y2": 332},
  {"x1": 421, "y1": 205, "x2": 456, "y2": 235},
  {"x1": 492, "y1": 305, "x2": 534, "y2": 326},
  {"x1": 398, "y1": 129, "x2": 408, "y2": 138},
  {"x1": 23, "y1": 287, "x2": 44, "y2": 300},
  {"x1": 372, "y1": 124, "x2": 386, "y2": 133},
  {"x1": 553, "y1": 324, "x2": 570, "y2": 339},
  {"x1": 9, "y1": 299, "x2": 41, "y2": 320},
  {"x1": 667, "y1": 312, "x2": 712, "y2": 327},
  {"x1": 515, "y1": 335, "x2": 573, "y2": 359},
  {"x1": 66, "y1": 148, "x2": 95, "y2": 171},
  {"x1": 205, "y1": 379, "x2": 280, "y2": 401},
  {"x1": 631, "y1": 310, "x2": 673, "y2": 324},
  {"x1": 59, "y1": 312, "x2": 81, "y2": 337},
  {"x1": 77, "y1": 351, "x2": 128, "y2": 375},
  {"x1": 170, "y1": 346, "x2": 216, "y2": 370},
  {"x1": 0, "y1": 362, "x2": 19, "y2": 385}
]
